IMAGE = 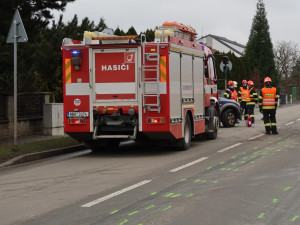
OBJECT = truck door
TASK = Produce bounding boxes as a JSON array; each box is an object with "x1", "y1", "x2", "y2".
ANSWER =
[{"x1": 92, "y1": 49, "x2": 138, "y2": 104}]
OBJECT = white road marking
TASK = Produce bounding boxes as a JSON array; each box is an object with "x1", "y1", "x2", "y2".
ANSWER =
[
  {"x1": 285, "y1": 122, "x2": 294, "y2": 126},
  {"x1": 297, "y1": 118, "x2": 300, "y2": 121},
  {"x1": 248, "y1": 134, "x2": 265, "y2": 141},
  {"x1": 81, "y1": 180, "x2": 152, "y2": 208},
  {"x1": 218, "y1": 143, "x2": 242, "y2": 153},
  {"x1": 169, "y1": 157, "x2": 208, "y2": 173}
]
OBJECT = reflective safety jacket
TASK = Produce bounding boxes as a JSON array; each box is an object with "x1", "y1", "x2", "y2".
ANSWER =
[
  {"x1": 246, "y1": 87, "x2": 258, "y2": 106},
  {"x1": 224, "y1": 88, "x2": 238, "y2": 101},
  {"x1": 238, "y1": 87, "x2": 250, "y2": 102},
  {"x1": 259, "y1": 87, "x2": 279, "y2": 110}
]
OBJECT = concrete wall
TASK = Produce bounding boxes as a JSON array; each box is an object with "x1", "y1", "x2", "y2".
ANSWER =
[{"x1": 43, "y1": 103, "x2": 64, "y2": 136}]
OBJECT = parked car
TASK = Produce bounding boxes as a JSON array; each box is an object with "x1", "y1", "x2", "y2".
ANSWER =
[{"x1": 219, "y1": 97, "x2": 242, "y2": 127}]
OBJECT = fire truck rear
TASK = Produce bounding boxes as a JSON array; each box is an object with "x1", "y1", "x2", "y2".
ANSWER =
[{"x1": 62, "y1": 23, "x2": 219, "y2": 151}]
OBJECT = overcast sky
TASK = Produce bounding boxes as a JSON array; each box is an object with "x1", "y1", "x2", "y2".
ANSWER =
[{"x1": 52, "y1": 0, "x2": 300, "y2": 47}]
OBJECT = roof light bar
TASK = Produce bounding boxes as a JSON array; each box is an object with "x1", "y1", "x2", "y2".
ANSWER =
[{"x1": 92, "y1": 35, "x2": 139, "y2": 41}]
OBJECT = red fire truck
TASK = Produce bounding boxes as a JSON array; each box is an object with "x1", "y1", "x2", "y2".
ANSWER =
[{"x1": 62, "y1": 23, "x2": 219, "y2": 151}]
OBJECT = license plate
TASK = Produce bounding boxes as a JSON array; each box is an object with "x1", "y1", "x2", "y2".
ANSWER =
[{"x1": 67, "y1": 112, "x2": 89, "y2": 118}]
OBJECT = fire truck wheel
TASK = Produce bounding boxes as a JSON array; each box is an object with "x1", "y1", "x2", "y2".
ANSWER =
[
  {"x1": 207, "y1": 109, "x2": 219, "y2": 140},
  {"x1": 87, "y1": 139, "x2": 120, "y2": 152},
  {"x1": 105, "y1": 139, "x2": 121, "y2": 151},
  {"x1": 178, "y1": 115, "x2": 192, "y2": 150}
]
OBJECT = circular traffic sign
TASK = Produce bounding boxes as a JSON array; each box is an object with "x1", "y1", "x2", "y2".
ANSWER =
[{"x1": 220, "y1": 61, "x2": 232, "y2": 72}]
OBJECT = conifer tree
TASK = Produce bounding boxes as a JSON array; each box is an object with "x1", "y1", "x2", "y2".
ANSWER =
[
  {"x1": 245, "y1": 0, "x2": 278, "y2": 88},
  {"x1": 126, "y1": 26, "x2": 137, "y2": 35}
]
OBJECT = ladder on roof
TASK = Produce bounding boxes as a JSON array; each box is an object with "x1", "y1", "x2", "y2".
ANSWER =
[{"x1": 141, "y1": 34, "x2": 161, "y2": 113}]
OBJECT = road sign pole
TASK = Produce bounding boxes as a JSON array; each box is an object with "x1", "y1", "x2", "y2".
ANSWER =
[
  {"x1": 13, "y1": 20, "x2": 18, "y2": 149},
  {"x1": 6, "y1": 9, "x2": 28, "y2": 150}
]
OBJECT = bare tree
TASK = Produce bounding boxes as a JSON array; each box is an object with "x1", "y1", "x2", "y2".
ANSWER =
[{"x1": 274, "y1": 41, "x2": 299, "y2": 93}]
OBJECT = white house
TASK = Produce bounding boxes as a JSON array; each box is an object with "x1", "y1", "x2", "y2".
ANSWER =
[{"x1": 197, "y1": 34, "x2": 245, "y2": 57}]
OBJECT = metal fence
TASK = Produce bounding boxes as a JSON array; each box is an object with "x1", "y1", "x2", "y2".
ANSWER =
[
  {"x1": 0, "y1": 95, "x2": 6, "y2": 120},
  {"x1": 17, "y1": 93, "x2": 44, "y2": 118}
]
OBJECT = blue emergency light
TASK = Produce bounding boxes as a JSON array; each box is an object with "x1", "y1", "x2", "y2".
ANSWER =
[
  {"x1": 72, "y1": 50, "x2": 81, "y2": 56},
  {"x1": 71, "y1": 50, "x2": 82, "y2": 70}
]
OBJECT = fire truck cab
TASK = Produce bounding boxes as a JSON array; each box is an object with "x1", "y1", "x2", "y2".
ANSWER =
[{"x1": 62, "y1": 23, "x2": 219, "y2": 151}]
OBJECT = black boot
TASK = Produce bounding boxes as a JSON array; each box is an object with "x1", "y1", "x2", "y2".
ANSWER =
[
  {"x1": 265, "y1": 126, "x2": 271, "y2": 135},
  {"x1": 272, "y1": 126, "x2": 278, "y2": 135}
]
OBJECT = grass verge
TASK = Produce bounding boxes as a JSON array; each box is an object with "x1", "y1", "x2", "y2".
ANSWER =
[{"x1": 0, "y1": 137, "x2": 81, "y2": 164}]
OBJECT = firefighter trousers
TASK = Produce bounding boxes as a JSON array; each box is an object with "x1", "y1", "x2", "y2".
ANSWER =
[
  {"x1": 247, "y1": 105, "x2": 255, "y2": 123},
  {"x1": 262, "y1": 109, "x2": 278, "y2": 134},
  {"x1": 240, "y1": 101, "x2": 248, "y2": 120}
]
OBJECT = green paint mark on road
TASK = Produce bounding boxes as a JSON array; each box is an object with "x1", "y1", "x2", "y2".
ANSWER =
[
  {"x1": 231, "y1": 162, "x2": 236, "y2": 166},
  {"x1": 145, "y1": 205, "x2": 155, "y2": 210},
  {"x1": 241, "y1": 161, "x2": 246, "y2": 164},
  {"x1": 254, "y1": 147, "x2": 258, "y2": 150},
  {"x1": 273, "y1": 198, "x2": 278, "y2": 204},
  {"x1": 298, "y1": 176, "x2": 300, "y2": 181},
  {"x1": 172, "y1": 194, "x2": 182, "y2": 198},
  {"x1": 250, "y1": 161, "x2": 255, "y2": 164},
  {"x1": 257, "y1": 213, "x2": 265, "y2": 219},
  {"x1": 219, "y1": 162, "x2": 225, "y2": 165},
  {"x1": 207, "y1": 167, "x2": 212, "y2": 170},
  {"x1": 213, "y1": 180, "x2": 219, "y2": 183},
  {"x1": 284, "y1": 187, "x2": 292, "y2": 191},
  {"x1": 233, "y1": 168, "x2": 239, "y2": 171},
  {"x1": 186, "y1": 194, "x2": 194, "y2": 197},
  {"x1": 110, "y1": 210, "x2": 119, "y2": 214},
  {"x1": 232, "y1": 156, "x2": 237, "y2": 159},
  {"x1": 243, "y1": 157, "x2": 248, "y2": 159},
  {"x1": 220, "y1": 168, "x2": 226, "y2": 171},
  {"x1": 165, "y1": 193, "x2": 174, "y2": 197},
  {"x1": 243, "y1": 152, "x2": 246, "y2": 154},
  {"x1": 151, "y1": 192, "x2": 157, "y2": 195},
  {"x1": 162, "y1": 205, "x2": 172, "y2": 211},
  {"x1": 180, "y1": 179, "x2": 186, "y2": 182},
  {"x1": 291, "y1": 216, "x2": 299, "y2": 222},
  {"x1": 119, "y1": 219, "x2": 128, "y2": 225},
  {"x1": 194, "y1": 179, "x2": 201, "y2": 183},
  {"x1": 201, "y1": 180, "x2": 207, "y2": 183},
  {"x1": 227, "y1": 168, "x2": 232, "y2": 171},
  {"x1": 128, "y1": 211, "x2": 139, "y2": 216}
]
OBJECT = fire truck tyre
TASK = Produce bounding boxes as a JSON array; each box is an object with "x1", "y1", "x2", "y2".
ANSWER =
[
  {"x1": 222, "y1": 109, "x2": 236, "y2": 127},
  {"x1": 178, "y1": 115, "x2": 192, "y2": 150},
  {"x1": 207, "y1": 109, "x2": 219, "y2": 140}
]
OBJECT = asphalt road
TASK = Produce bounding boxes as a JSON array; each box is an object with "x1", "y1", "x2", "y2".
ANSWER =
[{"x1": 0, "y1": 104, "x2": 300, "y2": 225}]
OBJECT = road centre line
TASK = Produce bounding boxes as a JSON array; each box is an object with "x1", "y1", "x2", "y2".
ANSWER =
[
  {"x1": 285, "y1": 122, "x2": 294, "y2": 126},
  {"x1": 217, "y1": 143, "x2": 242, "y2": 153},
  {"x1": 81, "y1": 180, "x2": 152, "y2": 208},
  {"x1": 248, "y1": 134, "x2": 265, "y2": 141},
  {"x1": 169, "y1": 157, "x2": 208, "y2": 173}
]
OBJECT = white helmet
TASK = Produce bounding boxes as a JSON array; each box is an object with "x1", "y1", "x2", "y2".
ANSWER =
[{"x1": 233, "y1": 81, "x2": 238, "y2": 88}]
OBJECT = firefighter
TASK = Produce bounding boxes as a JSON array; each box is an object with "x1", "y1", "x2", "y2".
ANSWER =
[
  {"x1": 224, "y1": 80, "x2": 238, "y2": 101},
  {"x1": 259, "y1": 77, "x2": 279, "y2": 135},
  {"x1": 238, "y1": 80, "x2": 250, "y2": 120},
  {"x1": 246, "y1": 80, "x2": 258, "y2": 124}
]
